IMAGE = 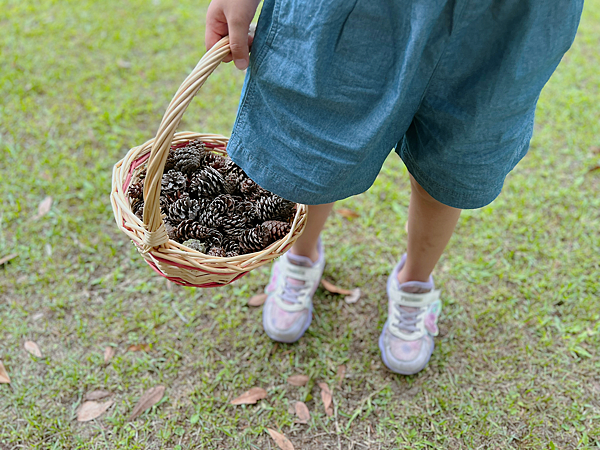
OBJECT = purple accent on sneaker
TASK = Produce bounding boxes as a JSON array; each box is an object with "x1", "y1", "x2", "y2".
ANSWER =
[{"x1": 390, "y1": 254, "x2": 434, "y2": 294}]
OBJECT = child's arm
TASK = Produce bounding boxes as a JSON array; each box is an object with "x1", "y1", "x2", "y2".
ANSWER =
[{"x1": 205, "y1": 0, "x2": 261, "y2": 70}]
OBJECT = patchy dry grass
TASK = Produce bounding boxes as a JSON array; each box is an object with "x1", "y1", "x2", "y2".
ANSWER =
[{"x1": 1, "y1": 0, "x2": 599, "y2": 449}]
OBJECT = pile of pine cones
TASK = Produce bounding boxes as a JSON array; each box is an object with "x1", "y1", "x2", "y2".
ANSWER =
[{"x1": 127, "y1": 139, "x2": 296, "y2": 257}]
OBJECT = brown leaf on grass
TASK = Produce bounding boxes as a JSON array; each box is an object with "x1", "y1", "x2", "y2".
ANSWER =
[
  {"x1": 76, "y1": 400, "x2": 114, "y2": 422},
  {"x1": 248, "y1": 293, "x2": 267, "y2": 307},
  {"x1": 337, "y1": 365, "x2": 346, "y2": 388},
  {"x1": 0, "y1": 361, "x2": 10, "y2": 384},
  {"x1": 344, "y1": 288, "x2": 361, "y2": 304},
  {"x1": 85, "y1": 390, "x2": 113, "y2": 401},
  {"x1": 321, "y1": 280, "x2": 361, "y2": 304},
  {"x1": 294, "y1": 401, "x2": 310, "y2": 424},
  {"x1": 318, "y1": 382, "x2": 333, "y2": 416},
  {"x1": 24, "y1": 341, "x2": 42, "y2": 358},
  {"x1": 267, "y1": 428, "x2": 295, "y2": 450},
  {"x1": 591, "y1": 146, "x2": 600, "y2": 154},
  {"x1": 287, "y1": 374, "x2": 309, "y2": 386},
  {"x1": 230, "y1": 387, "x2": 267, "y2": 405},
  {"x1": 336, "y1": 208, "x2": 360, "y2": 219},
  {"x1": 104, "y1": 346, "x2": 115, "y2": 363},
  {"x1": 127, "y1": 343, "x2": 150, "y2": 352},
  {"x1": 129, "y1": 385, "x2": 165, "y2": 420},
  {"x1": 34, "y1": 196, "x2": 52, "y2": 220},
  {"x1": 588, "y1": 165, "x2": 600, "y2": 173},
  {"x1": 0, "y1": 253, "x2": 17, "y2": 266},
  {"x1": 321, "y1": 279, "x2": 353, "y2": 295}
]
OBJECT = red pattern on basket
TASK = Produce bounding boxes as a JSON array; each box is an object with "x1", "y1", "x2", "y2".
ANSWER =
[{"x1": 145, "y1": 259, "x2": 247, "y2": 287}]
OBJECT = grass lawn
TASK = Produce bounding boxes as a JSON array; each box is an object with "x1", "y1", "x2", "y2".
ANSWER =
[{"x1": 1, "y1": 0, "x2": 599, "y2": 448}]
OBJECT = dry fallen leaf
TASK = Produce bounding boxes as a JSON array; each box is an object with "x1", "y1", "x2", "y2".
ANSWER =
[
  {"x1": 230, "y1": 387, "x2": 267, "y2": 405},
  {"x1": 248, "y1": 293, "x2": 267, "y2": 307},
  {"x1": 337, "y1": 365, "x2": 346, "y2": 388},
  {"x1": 267, "y1": 428, "x2": 295, "y2": 450},
  {"x1": 0, "y1": 253, "x2": 17, "y2": 266},
  {"x1": 104, "y1": 346, "x2": 115, "y2": 363},
  {"x1": 321, "y1": 279, "x2": 353, "y2": 295},
  {"x1": 321, "y1": 280, "x2": 361, "y2": 304},
  {"x1": 129, "y1": 385, "x2": 165, "y2": 420},
  {"x1": 77, "y1": 400, "x2": 114, "y2": 422},
  {"x1": 294, "y1": 401, "x2": 310, "y2": 424},
  {"x1": 85, "y1": 390, "x2": 113, "y2": 401},
  {"x1": 344, "y1": 288, "x2": 361, "y2": 304},
  {"x1": 336, "y1": 208, "x2": 360, "y2": 219},
  {"x1": 24, "y1": 341, "x2": 42, "y2": 358},
  {"x1": 34, "y1": 196, "x2": 52, "y2": 220},
  {"x1": 318, "y1": 382, "x2": 333, "y2": 416},
  {"x1": 287, "y1": 374, "x2": 309, "y2": 386},
  {"x1": 588, "y1": 165, "x2": 600, "y2": 173},
  {"x1": 0, "y1": 361, "x2": 10, "y2": 384},
  {"x1": 127, "y1": 344, "x2": 150, "y2": 352}
]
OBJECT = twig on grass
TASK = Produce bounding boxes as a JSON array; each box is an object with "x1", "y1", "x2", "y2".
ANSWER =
[{"x1": 171, "y1": 302, "x2": 189, "y2": 323}]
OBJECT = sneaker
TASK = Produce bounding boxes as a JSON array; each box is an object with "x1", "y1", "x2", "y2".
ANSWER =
[
  {"x1": 262, "y1": 240, "x2": 325, "y2": 343},
  {"x1": 378, "y1": 254, "x2": 442, "y2": 375}
]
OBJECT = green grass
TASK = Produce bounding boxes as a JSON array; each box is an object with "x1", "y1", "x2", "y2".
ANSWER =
[{"x1": 1, "y1": 0, "x2": 599, "y2": 448}]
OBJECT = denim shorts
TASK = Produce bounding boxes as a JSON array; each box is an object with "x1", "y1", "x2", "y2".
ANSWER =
[{"x1": 227, "y1": 0, "x2": 583, "y2": 208}]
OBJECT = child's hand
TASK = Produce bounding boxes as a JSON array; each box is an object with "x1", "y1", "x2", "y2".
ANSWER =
[{"x1": 206, "y1": 0, "x2": 261, "y2": 70}]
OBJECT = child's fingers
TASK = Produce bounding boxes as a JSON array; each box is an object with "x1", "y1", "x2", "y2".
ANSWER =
[{"x1": 227, "y1": 17, "x2": 251, "y2": 70}]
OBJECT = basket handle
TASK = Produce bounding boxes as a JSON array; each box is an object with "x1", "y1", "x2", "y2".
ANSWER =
[{"x1": 141, "y1": 37, "x2": 231, "y2": 252}]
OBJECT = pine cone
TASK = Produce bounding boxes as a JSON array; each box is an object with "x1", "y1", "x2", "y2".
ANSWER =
[
  {"x1": 239, "y1": 178, "x2": 258, "y2": 196},
  {"x1": 174, "y1": 220, "x2": 213, "y2": 242},
  {"x1": 221, "y1": 213, "x2": 248, "y2": 239},
  {"x1": 208, "y1": 194, "x2": 236, "y2": 217},
  {"x1": 189, "y1": 166, "x2": 224, "y2": 199},
  {"x1": 161, "y1": 170, "x2": 187, "y2": 196},
  {"x1": 167, "y1": 195, "x2": 200, "y2": 224},
  {"x1": 164, "y1": 147, "x2": 177, "y2": 172},
  {"x1": 223, "y1": 239, "x2": 240, "y2": 255},
  {"x1": 254, "y1": 195, "x2": 296, "y2": 222},
  {"x1": 128, "y1": 180, "x2": 144, "y2": 200},
  {"x1": 132, "y1": 199, "x2": 144, "y2": 219},
  {"x1": 223, "y1": 173, "x2": 239, "y2": 195},
  {"x1": 182, "y1": 239, "x2": 207, "y2": 253},
  {"x1": 238, "y1": 226, "x2": 270, "y2": 254},
  {"x1": 207, "y1": 247, "x2": 227, "y2": 257},
  {"x1": 174, "y1": 141, "x2": 205, "y2": 174},
  {"x1": 205, "y1": 153, "x2": 228, "y2": 172},
  {"x1": 261, "y1": 220, "x2": 292, "y2": 242}
]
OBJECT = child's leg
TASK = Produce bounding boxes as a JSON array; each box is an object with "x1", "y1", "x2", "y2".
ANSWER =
[
  {"x1": 399, "y1": 175, "x2": 461, "y2": 284},
  {"x1": 379, "y1": 174, "x2": 461, "y2": 375},
  {"x1": 289, "y1": 203, "x2": 335, "y2": 263},
  {"x1": 262, "y1": 203, "x2": 332, "y2": 343}
]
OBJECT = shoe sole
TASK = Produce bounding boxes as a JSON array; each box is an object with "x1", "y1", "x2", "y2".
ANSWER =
[{"x1": 378, "y1": 322, "x2": 433, "y2": 376}]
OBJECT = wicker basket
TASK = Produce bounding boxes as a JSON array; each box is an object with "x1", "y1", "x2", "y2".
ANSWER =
[{"x1": 110, "y1": 37, "x2": 308, "y2": 288}]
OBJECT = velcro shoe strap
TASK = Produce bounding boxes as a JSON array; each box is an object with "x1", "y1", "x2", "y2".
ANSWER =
[
  {"x1": 279, "y1": 256, "x2": 323, "y2": 285},
  {"x1": 389, "y1": 285, "x2": 441, "y2": 308}
]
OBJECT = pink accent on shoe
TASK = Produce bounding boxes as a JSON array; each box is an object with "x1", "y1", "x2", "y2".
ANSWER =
[
  {"x1": 390, "y1": 337, "x2": 423, "y2": 361},
  {"x1": 424, "y1": 312, "x2": 439, "y2": 335},
  {"x1": 266, "y1": 264, "x2": 280, "y2": 294}
]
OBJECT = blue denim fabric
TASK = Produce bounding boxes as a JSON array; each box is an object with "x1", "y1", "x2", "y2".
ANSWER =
[{"x1": 227, "y1": 0, "x2": 583, "y2": 208}]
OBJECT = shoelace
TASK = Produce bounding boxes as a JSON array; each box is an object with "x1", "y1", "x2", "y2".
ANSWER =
[
  {"x1": 277, "y1": 269, "x2": 313, "y2": 306},
  {"x1": 392, "y1": 304, "x2": 425, "y2": 333}
]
